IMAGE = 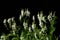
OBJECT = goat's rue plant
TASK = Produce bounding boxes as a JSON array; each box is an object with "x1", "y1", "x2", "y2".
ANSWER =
[{"x1": 0, "y1": 9, "x2": 58, "y2": 40}]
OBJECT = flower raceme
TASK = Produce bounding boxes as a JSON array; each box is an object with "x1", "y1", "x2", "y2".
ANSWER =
[{"x1": 1, "y1": 9, "x2": 57, "y2": 40}]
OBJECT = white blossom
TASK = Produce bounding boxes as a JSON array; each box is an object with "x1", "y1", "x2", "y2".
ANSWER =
[
  {"x1": 23, "y1": 21, "x2": 28, "y2": 29},
  {"x1": 19, "y1": 15, "x2": 22, "y2": 20},
  {"x1": 39, "y1": 21, "x2": 43, "y2": 28},
  {"x1": 12, "y1": 23, "x2": 16, "y2": 30},
  {"x1": 23, "y1": 21, "x2": 25, "y2": 27},
  {"x1": 1, "y1": 34, "x2": 6, "y2": 40},
  {"x1": 1, "y1": 35, "x2": 4, "y2": 39},
  {"x1": 42, "y1": 16, "x2": 46, "y2": 23},
  {"x1": 37, "y1": 13, "x2": 44, "y2": 28},
  {"x1": 34, "y1": 33, "x2": 37, "y2": 38},
  {"x1": 25, "y1": 9, "x2": 30, "y2": 16},
  {"x1": 32, "y1": 23, "x2": 35, "y2": 30},
  {"x1": 21, "y1": 9, "x2": 24, "y2": 16},
  {"x1": 47, "y1": 12, "x2": 52, "y2": 21},
  {"x1": 7, "y1": 18, "x2": 11, "y2": 24},
  {"x1": 3, "y1": 19, "x2": 6, "y2": 24},
  {"x1": 3, "y1": 19, "x2": 7, "y2": 27},
  {"x1": 39, "y1": 31, "x2": 42, "y2": 34},
  {"x1": 20, "y1": 36, "x2": 24, "y2": 40},
  {"x1": 11, "y1": 22, "x2": 16, "y2": 35},
  {"x1": 40, "y1": 13, "x2": 43, "y2": 19},
  {"x1": 29, "y1": 27, "x2": 31, "y2": 32},
  {"x1": 37, "y1": 13, "x2": 41, "y2": 21},
  {"x1": 13, "y1": 30, "x2": 15, "y2": 35},
  {"x1": 41, "y1": 28, "x2": 44, "y2": 32},
  {"x1": 32, "y1": 16, "x2": 35, "y2": 21},
  {"x1": 46, "y1": 37, "x2": 49, "y2": 40},
  {"x1": 11, "y1": 17, "x2": 15, "y2": 22},
  {"x1": 41, "y1": 26, "x2": 47, "y2": 33},
  {"x1": 37, "y1": 13, "x2": 40, "y2": 18}
]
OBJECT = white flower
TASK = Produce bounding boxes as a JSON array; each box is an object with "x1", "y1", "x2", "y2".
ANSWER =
[
  {"x1": 11, "y1": 22, "x2": 16, "y2": 35},
  {"x1": 41, "y1": 28, "x2": 44, "y2": 32},
  {"x1": 12, "y1": 23, "x2": 16, "y2": 30},
  {"x1": 37, "y1": 13, "x2": 44, "y2": 27},
  {"x1": 3, "y1": 19, "x2": 6, "y2": 24},
  {"x1": 21, "y1": 9, "x2": 24, "y2": 16},
  {"x1": 39, "y1": 21, "x2": 43, "y2": 28},
  {"x1": 23, "y1": 21, "x2": 28, "y2": 29},
  {"x1": 11, "y1": 17, "x2": 15, "y2": 22},
  {"x1": 39, "y1": 31, "x2": 42, "y2": 34},
  {"x1": 19, "y1": 15, "x2": 22, "y2": 20},
  {"x1": 32, "y1": 15, "x2": 35, "y2": 20},
  {"x1": 1, "y1": 35, "x2": 4, "y2": 39},
  {"x1": 25, "y1": 9, "x2": 30, "y2": 16},
  {"x1": 39, "y1": 11, "x2": 43, "y2": 20},
  {"x1": 1, "y1": 34, "x2": 6, "y2": 40},
  {"x1": 42, "y1": 16, "x2": 46, "y2": 23},
  {"x1": 13, "y1": 30, "x2": 15, "y2": 35},
  {"x1": 23, "y1": 21, "x2": 25, "y2": 26},
  {"x1": 41, "y1": 26, "x2": 47, "y2": 33},
  {"x1": 34, "y1": 33, "x2": 37, "y2": 38},
  {"x1": 3, "y1": 19, "x2": 7, "y2": 27},
  {"x1": 7, "y1": 18, "x2": 11, "y2": 24},
  {"x1": 37, "y1": 12, "x2": 46, "y2": 23},
  {"x1": 20, "y1": 36, "x2": 24, "y2": 40},
  {"x1": 37, "y1": 13, "x2": 40, "y2": 19},
  {"x1": 46, "y1": 37, "x2": 49, "y2": 40},
  {"x1": 40, "y1": 13, "x2": 43, "y2": 18},
  {"x1": 37, "y1": 13, "x2": 39, "y2": 17},
  {"x1": 29, "y1": 27, "x2": 31, "y2": 32},
  {"x1": 37, "y1": 14, "x2": 42, "y2": 22},
  {"x1": 47, "y1": 12, "x2": 52, "y2": 21},
  {"x1": 32, "y1": 23, "x2": 35, "y2": 30}
]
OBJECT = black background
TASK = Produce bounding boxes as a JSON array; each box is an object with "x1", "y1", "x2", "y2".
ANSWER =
[
  {"x1": 0, "y1": 0, "x2": 60, "y2": 39},
  {"x1": 0, "y1": 0, "x2": 60, "y2": 18}
]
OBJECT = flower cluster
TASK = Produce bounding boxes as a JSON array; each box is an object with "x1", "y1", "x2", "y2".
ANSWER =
[{"x1": 0, "y1": 9, "x2": 58, "y2": 40}]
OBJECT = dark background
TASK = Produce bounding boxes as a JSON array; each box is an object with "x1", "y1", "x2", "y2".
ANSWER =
[
  {"x1": 0, "y1": 0, "x2": 60, "y2": 39},
  {"x1": 0, "y1": 0, "x2": 60, "y2": 18}
]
